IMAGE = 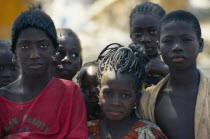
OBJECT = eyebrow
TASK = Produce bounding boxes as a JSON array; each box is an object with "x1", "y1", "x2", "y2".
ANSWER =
[
  {"x1": 133, "y1": 26, "x2": 158, "y2": 29},
  {"x1": 17, "y1": 39, "x2": 50, "y2": 43}
]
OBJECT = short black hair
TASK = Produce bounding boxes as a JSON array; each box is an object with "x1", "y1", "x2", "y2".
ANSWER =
[
  {"x1": 97, "y1": 43, "x2": 145, "y2": 92},
  {"x1": 158, "y1": 10, "x2": 201, "y2": 40},
  {"x1": 11, "y1": 9, "x2": 58, "y2": 53},
  {"x1": 57, "y1": 28, "x2": 83, "y2": 66},
  {"x1": 57, "y1": 28, "x2": 82, "y2": 53},
  {"x1": 130, "y1": 2, "x2": 166, "y2": 27}
]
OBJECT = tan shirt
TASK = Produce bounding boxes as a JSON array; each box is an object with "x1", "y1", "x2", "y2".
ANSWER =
[{"x1": 136, "y1": 71, "x2": 210, "y2": 139}]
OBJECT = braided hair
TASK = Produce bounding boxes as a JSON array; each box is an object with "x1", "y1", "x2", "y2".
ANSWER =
[
  {"x1": 129, "y1": 2, "x2": 166, "y2": 27},
  {"x1": 97, "y1": 43, "x2": 145, "y2": 92}
]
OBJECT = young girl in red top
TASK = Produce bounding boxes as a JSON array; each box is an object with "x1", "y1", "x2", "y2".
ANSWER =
[{"x1": 88, "y1": 43, "x2": 167, "y2": 139}]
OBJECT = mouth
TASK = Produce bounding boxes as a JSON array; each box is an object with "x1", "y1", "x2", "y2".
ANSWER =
[
  {"x1": 88, "y1": 96, "x2": 98, "y2": 103},
  {"x1": 29, "y1": 63, "x2": 43, "y2": 69},
  {"x1": 107, "y1": 110, "x2": 123, "y2": 116},
  {"x1": 171, "y1": 56, "x2": 185, "y2": 62},
  {"x1": 59, "y1": 69, "x2": 71, "y2": 75}
]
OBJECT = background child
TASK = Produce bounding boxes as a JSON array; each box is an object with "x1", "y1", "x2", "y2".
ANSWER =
[
  {"x1": 50, "y1": 28, "x2": 82, "y2": 80},
  {"x1": 88, "y1": 43, "x2": 167, "y2": 139},
  {"x1": 129, "y1": 2, "x2": 169, "y2": 87},
  {"x1": 77, "y1": 61, "x2": 102, "y2": 121},
  {"x1": 138, "y1": 10, "x2": 210, "y2": 139},
  {"x1": 0, "y1": 40, "x2": 20, "y2": 87}
]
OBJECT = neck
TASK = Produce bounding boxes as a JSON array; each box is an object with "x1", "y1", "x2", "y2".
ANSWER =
[
  {"x1": 20, "y1": 72, "x2": 52, "y2": 93},
  {"x1": 169, "y1": 64, "x2": 199, "y2": 87}
]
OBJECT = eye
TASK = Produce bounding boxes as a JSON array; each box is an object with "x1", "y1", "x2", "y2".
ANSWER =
[
  {"x1": 182, "y1": 38, "x2": 192, "y2": 42},
  {"x1": 71, "y1": 53, "x2": 79, "y2": 58},
  {"x1": 121, "y1": 93, "x2": 131, "y2": 98},
  {"x1": 103, "y1": 91, "x2": 112, "y2": 97},
  {"x1": 21, "y1": 45, "x2": 29, "y2": 49},
  {"x1": 162, "y1": 39, "x2": 173, "y2": 43},
  {"x1": 150, "y1": 29, "x2": 157, "y2": 35},
  {"x1": 133, "y1": 31, "x2": 142, "y2": 37},
  {"x1": 40, "y1": 42, "x2": 49, "y2": 48}
]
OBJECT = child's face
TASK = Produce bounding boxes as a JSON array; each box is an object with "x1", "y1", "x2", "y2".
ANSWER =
[
  {"x1": 159, "y1": 21, "x2": 203, "y2": 70},
  {"x1": 15, "y1": 27, "x2": 55, "y2": 76},
  {"x1": 0, "y1": 51, "x2": 20, "y2": 87},
  {"x1": 130, "y1": 14, "x2": 160, "y2": 57},
  {"x1": 57, "y1": 35, "x2": 82, "y2": 80},
  {"x1": 81, "y1": 65, "x2": 99, "y2": 104},
  {"x1": 99, "y1": 70, "x2": 137, "y2": 120}
]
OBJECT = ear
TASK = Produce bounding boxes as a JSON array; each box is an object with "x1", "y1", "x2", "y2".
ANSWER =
[{"x1": 198, "y1": 38, "x2": 204, "y2": 53}]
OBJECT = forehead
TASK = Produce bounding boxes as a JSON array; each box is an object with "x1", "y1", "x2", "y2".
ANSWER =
[
  {"x1": 86, "y1": 65, "x2": 98, "y2": 76},
  {"x1": 58, "y1": 36, "x2": 80, "y2": 51},
  {"x1": 17, "y1": 27, "x2": 51, "y2": 42},
  {"x1": 160, "y1": 21, "x2": 196, "y2": 38},
  {"x1": 101, "y1": 70, "x2": 135, "y2": 87},
  {"x1": 131, "y1": 14, "x2": 160, "y2": 28}
]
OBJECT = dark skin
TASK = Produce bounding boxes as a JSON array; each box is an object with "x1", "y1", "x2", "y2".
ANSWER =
[
  {"x1": 130, "y1": 13, "x2": 168, "y2": 85},
  {"x1": 0, "y1": 27, "x2": 55, "y2": 102},
  {"x1": 80, "y1": 65, "x2": 101, "y2": 120},
  {"x1": 0, "y1": 51, "x2": 20, "y2": 88},
  {"x1": 99, "y1": 70, "x2": 139, "y2": 139},
  {"x1": 155, "y1": 21, "x2": 204, "y2": 139},
  {"x1": 51, "y1": 35, "x2": 82, "y2": 80}
]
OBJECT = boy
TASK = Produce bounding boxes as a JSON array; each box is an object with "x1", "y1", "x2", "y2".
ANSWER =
[
  {"x1": 0, "y1": 40, "x2": 20, "y2": 87},
  {"x1": 0, "y1": 9, "x2": 87, "y2": 138},
  {"x1": 137, "y1": 10, "x2": 210, "y2": 139},
  {"x1": 50, "y1": 28, "x2": 82, "y2": 80}
]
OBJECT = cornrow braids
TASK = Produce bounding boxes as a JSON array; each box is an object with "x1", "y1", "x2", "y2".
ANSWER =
[
  {"x1": 11, "y1": 9, "x2": 58, "y2": 53},
  {"x1": 97, "y1": 43, "x2": 145, "y2": 92},
  {"x1": 129, "y1": 2, "x2": 166, "y2": 27},
  {"x1": 158, "y1": 10, "x2": 202, "y2": 40}
]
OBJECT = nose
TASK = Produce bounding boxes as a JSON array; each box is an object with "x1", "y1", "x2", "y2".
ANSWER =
[
  {"x1": 140, "y1": 33, "x2": 151, "y2": 43},
  {"x1": 111, "y1": 95, "x2": 120, "y2": 106},
  {"x1": 61, "y1": 55, "x2": 71, "y2": 63},
  {"x1": 29, "y1": 47, "x2": 40, "y2": 60},
  {"x1": 172, "y1": 41, "x2": 183, "y2": 52}
]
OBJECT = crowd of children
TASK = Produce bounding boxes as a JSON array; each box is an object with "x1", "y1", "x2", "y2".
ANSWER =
[{"x1": 0, "y1": 1, "x2": 209, "y2": 139}]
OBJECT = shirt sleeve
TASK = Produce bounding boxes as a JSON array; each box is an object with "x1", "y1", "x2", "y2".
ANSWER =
[{"x1": 66, "y1": 85, "x2": 88, "y2": 139}]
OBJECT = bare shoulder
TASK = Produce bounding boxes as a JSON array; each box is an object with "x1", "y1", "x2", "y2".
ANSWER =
[{"x1": 0, "y1": 79, "x2": 20, "y2": 99}]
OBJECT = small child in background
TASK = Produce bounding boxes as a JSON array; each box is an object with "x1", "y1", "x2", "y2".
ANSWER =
[
  {"x1": 0, "y1": 40, "x2": 20, "y2": 87},
  {"x1": 77, "y1": 61, "x2": 102, "y2": 121},
  {"x1": 88, "y1": 43, "x2": 167, "y2": 139},
  {"x1": 50, "y1": 28, "x2": 82, "y2": 80},
  {"x1": 129, "y1": 2, "x2": 169, "y2": 87}
]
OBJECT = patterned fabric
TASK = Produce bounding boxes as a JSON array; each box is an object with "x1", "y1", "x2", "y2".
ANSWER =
[
  {"x1": 137, "y1": 70, "x2": 210, "y2": 139},
  {"x1": 87, "y1": 119, "x2": 168, "y2": 139}
]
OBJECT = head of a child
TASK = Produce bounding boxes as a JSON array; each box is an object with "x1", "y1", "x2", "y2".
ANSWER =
[
  {"x1": 77, "y1": 61, "x2": 99, "y2": 118},
  {"x1": 158, "y1": 10, "x2": 203, "y2": 71},
  {"x1": 97, "y1": 44, "x2": 145, "y2": 121},
  {"x1": 0, "y1": 40, "x2": 20, "y2": 87},
  {"x1": 53, "y1": 28, "x2": 82, "y2": 80},
  {"x1": 130, "y1": 2, "x2": 165, "y2": 58},
  {"x1": 11, "y1": 8, "x2": 58, "y2": 78}
]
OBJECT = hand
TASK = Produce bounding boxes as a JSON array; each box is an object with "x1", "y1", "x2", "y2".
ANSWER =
[{"x1": 145, "y1": 57, "x2": 169, "y2": 76}]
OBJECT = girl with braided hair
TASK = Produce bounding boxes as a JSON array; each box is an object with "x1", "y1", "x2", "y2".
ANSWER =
[
  {"x1": 88, "y1": 43, "x2": 167, "y2": 139},
  {"x1": 129, "y1": 2, "x2": 169, "y2": 87}
]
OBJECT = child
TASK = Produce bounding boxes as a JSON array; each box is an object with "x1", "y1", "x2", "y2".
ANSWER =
[
  {"x1": 50, "y1": 28, "x2": 82, "y2": 80},
  {"x1": 0, "y1": 9, "x2": 87, "y2": 138},
  {"x1": 77, "y1": 61, "x2": 102, "y2": 121},
  {"x1": 137, "y1": 10, "x2": 210, "y2": 139},
  {"x1": 129, "y1": 2, "x2": 169, "y2": 87},
  {"x1": 0, "y1": 40, "x2": 20, "y2": 87},
  {"x1": 88, "y1": 43, "x2": 167, "y2": 139}
]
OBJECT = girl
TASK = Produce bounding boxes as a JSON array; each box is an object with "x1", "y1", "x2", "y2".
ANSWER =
[
  {"x1": 88, "y1": 43, "x2": 167, "y2": 139},
  {"x1": 129, "y1": 2, "x2": 168, "y2": 87}
]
